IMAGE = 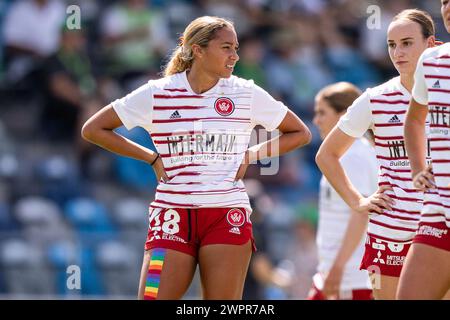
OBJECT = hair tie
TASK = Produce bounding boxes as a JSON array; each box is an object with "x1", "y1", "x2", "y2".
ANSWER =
[{"x1": 150, "y1": 153, "x2": 160, "y2": 166}]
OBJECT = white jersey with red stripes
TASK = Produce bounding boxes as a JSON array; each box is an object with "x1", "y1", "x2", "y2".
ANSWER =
[
  {"x1": 338, "y1": 76, "x2": 428, "y2": 243},
  {"x1": 412, "y1": 43, "x2": 450, "y2": 228},
  {"x1": 317, "y1": 138, "x2": 377, "y2": 290},
  {"x1": 112, "y1": 71, "x2": 288, "y2": 211}
]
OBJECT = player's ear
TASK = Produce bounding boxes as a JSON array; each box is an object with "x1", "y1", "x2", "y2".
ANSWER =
[
  {"x1": 428, "y1": 35, "x2": 436, "y2": 48},
  {"x1": 191, "y1": 44, "x2": 204, "y2": 59}
]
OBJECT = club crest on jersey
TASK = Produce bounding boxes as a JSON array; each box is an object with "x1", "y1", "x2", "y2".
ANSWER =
[
  {"x1": 226, "y1": 208, "x2": 245, "y2": 227},
  {"x1": 214, "y1": 97, "x2": 235, "y2": 116}
]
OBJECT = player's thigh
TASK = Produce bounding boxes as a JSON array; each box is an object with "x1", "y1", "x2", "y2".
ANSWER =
[
  {"x1": 138, "y1": 248, "x2": 197, "y2": 300},
  {"x1": 198, "y1": 241, "x2": 252, "y2": 300},
  {"x1": 397, "y1": 243, "x2": 450, "y2": 299},
  {"x1": 370, "y1": 273, "x2": 399, "y2": 300}
]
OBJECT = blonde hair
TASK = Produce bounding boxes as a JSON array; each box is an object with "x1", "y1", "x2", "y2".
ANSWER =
[
  {"x1": 163, "y1": 16, "x2": 234, "y2": 77},
  {"x1": 316, "y1": 82, "x2": 361, "y2": 113},
  {"x1": 392, "y1": 9, "x2": 435, "y2": 39}
]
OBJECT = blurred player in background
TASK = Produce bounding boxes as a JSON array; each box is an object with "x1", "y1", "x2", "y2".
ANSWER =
[
  {"x1": 309, "y1": 82, "x2": 377, "y2": 300},
  {"x1": 81, "y1": 16, "x2": 311, "y2": 300},
  {"x1": 316, "y1": 9, "x2": 436, "y2": 299},
  {"x1": 400, "y1": 0, "x2": 450, "y2": 299}
]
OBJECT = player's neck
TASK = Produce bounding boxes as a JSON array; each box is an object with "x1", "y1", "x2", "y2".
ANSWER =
[
  {"x1": 186, "y1": 68, "x2": 219, "y2": 94},
  {"x1": 400, "y1": 74, "x2": 414, "y2": 93}
]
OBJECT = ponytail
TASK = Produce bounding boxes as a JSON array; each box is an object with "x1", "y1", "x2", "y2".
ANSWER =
[{"x1": 164, "y1": 46, "x2": 194, "y2": 77}]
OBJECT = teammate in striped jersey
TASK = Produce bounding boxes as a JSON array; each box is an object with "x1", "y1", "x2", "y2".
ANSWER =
[
  {"x1": 81, "y1": 16, "x2": 311, "y2": 300},
  {"x1": 400, "y1": 0, "x2": 450, "y2": 299},
  {"x1": 316, "y1": 9, "x2": 436, "y2": 299},
  {"x1": 309, "y1": 82, "x2": 377, "y2": 300}
]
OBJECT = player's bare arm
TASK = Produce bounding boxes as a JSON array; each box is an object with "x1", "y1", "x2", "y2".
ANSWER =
[
  {"x1": 316, "y1": 127, "x2": 394, "y2": 215},
  {"x1": 404, "y1": 98, "x2": 435, "y2": 191},
  {"x1": 81, "y1": 105, "x2": 168, "y2": 181},
  {"x1": 235, "y1": 110, "x2": 311, "y2": 180}
]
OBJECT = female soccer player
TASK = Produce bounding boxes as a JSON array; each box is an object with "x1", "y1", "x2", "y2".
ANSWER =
[
  {"x1": 81, "y1": 16, "x2": 311, "y2": 300},
  {"x1": 315, "y1": 9, "x2": 436, "y2": 299},
  {"x1": 309, "y1": 82, "x2": 378, "y2": 300},
  {"x1": 400, "y1": 0, "x2": 450, "y2": 299}
]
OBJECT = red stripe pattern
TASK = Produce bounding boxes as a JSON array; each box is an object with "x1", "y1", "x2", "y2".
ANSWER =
[
  {"x1": 123, "y1": 72, "x2": 283, "y2": 212},
  {"x1": 419, "y1": 44, "x2": 450, "y2": 227},
  {"x1": 363, "y1": 77, "x2": 427, "y2": 240}
]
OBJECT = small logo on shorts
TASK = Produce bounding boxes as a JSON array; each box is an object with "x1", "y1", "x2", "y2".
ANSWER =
[
  {"x1": 214, "y1": 97, "x2": 235, "y2": 116},
  {"x1": 229, "y1": 227, "x2": 241, "y2": 235},
  {"x1": 373, "y1": 251, "x2": 385, "y2": 264},
  {"x1": 226, "y1": 208, "x2": 245, "y2": 227}
]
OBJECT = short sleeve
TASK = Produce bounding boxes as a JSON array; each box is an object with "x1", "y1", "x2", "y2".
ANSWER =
[
  {"x1": 251, "y1": 84, "x2": 288, "y2": 131},
  {"x1": 412, "y1": 53, "x2": 428, "y2": 105},
  {"x1": 111, "y1": 83, "x2": 154, "y2": 132},
  {"x1": 337, "y1": 91, "x2": 373, "y2": 138}
]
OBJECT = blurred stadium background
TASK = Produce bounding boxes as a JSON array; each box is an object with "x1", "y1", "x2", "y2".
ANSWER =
[{"x1": 0, "y1": 0, "x2": 448, "y2": 299}]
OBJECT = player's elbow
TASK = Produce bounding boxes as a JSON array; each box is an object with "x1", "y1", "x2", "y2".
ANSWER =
[
  {"x1": 81, "y1": 120, "x2": 97, "y2": 143},
  {"x1": 295, "y1": 125, "x2": 312, "y2": 148},
  {"x1": 315, "y1": 148, "x2": 325, "y2": 168},
  {"x1": 315, "y1": 145, "x2": 332, "y2": 171},
  {"x1": 302, "y1": 126, "x2": 313, "y2": 146}
]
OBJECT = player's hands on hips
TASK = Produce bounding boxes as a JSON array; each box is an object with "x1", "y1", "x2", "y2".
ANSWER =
[
  {"x1": 234, "y1": 150, "x2": 250, "y2": 182},
  {"x1": 322, "y1": 266, "x2": 343, "y2": 300},
  {"x1": 151, "y1": 154, "x2": 169, "y2": 183},
  {"x1": 412, "y1": 164, "x2": 435, "y2": 191},
  {"x1": 355, "y1": 185, "x2": 394, "y2": 215}
]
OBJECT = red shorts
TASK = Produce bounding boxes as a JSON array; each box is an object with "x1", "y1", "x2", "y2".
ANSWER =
[
  {"x1": 145, "y1": 207, "x2": 256, "y2": 258},
  {"x1": 307, "y1": 283, "x2": 373, "y2": 300},
  {"x1": 413, "y1": 221, "x2": 450, "y2": 251},
  {"x1": 360, "y1": 235, "x2": 411, "y2": 277}
]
